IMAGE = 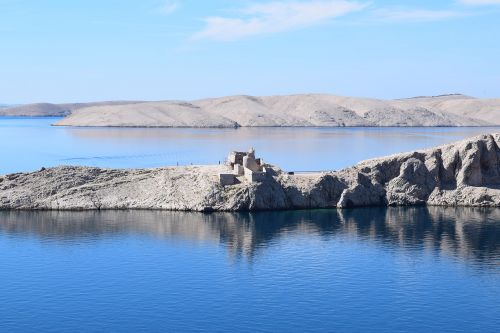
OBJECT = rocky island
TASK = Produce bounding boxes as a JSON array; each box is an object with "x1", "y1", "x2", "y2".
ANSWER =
[
  {"x1": 1, "y1": 133, "x2": 499, "y2": 211},
  {"x1": 2, "y1": 94, "x2": 499, "y2": 127}
]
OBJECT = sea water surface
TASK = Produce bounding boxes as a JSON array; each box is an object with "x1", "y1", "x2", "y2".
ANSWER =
[
  {"x1": 0, "y1": 118, "x2": 499, "y2": 332},
  {"x1": 0, "y1": 117, "x2": 498, "y2": 174},
  {"x1": 0, "y1": 208, "x2": 499, "y2": 332}
]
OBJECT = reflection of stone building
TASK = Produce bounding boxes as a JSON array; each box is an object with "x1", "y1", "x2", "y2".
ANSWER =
[
  {"x1": 0, "y1": 207, "x2": 498, "y2": 265},
  {"x1": 219, "y1": 148, "x2": 271, "y2": 185}
]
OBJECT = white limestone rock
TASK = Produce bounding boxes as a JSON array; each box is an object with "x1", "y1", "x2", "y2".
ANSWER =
[
  {"x1": 51, "y1": 94, "x2": 499, "y2": 128},
  {"x1": 1, "y1": 134, "x2": 499, "y2": 211}
]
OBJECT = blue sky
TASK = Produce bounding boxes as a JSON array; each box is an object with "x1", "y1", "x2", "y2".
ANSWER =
[{"x1": 0, "y1": 0, "x2": 499, "y2": 103}]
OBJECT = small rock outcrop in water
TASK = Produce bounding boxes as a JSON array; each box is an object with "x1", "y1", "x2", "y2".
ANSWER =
[{"x1": 0, "y1": 134, "x2": 499, "y2": 211}]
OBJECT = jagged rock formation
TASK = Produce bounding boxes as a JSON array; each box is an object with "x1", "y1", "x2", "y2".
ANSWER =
[
  {"x1": 0, "y1": 134, "x2": 499, "y2": 211},
  {"x1": 2, "y1": 94, "x2": 499, "y2": 126}
]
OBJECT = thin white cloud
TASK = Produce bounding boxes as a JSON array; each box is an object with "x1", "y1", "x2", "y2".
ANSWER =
[
  {"x1": 372, "y1": 8, "x2": 465, "y2": 22},
  {"x1": 458, "y1": 0, "x2": 500, "y2": 5},
  {"x1": 193, "y1": 0, "x2": 368, "y2": 42},
  {"x1": 160, "y1": 0, "x2": 180, "y2": 15}
]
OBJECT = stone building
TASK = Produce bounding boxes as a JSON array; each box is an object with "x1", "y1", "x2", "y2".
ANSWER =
[{"x1": 219, "y1": 148, "x2": 269, "y2": 185}]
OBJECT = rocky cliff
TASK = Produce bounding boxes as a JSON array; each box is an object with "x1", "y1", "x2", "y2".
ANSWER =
[{"x1": 1, "y1": 134, "x2": 499, "y2": 211}]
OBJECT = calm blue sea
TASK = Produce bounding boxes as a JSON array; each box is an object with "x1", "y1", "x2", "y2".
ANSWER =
[
  {"x1": 0, "y1": 117, "x2": 497, "y2": 174},
  {"x1": 0, "y1": 118, "x2": 498, "y2": 332}
]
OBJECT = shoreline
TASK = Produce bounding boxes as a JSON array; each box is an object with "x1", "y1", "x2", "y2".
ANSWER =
[
  {"x1": 1, "y1": 133, "x2": 499, "y2": 211},
  {"x1": 50, "y1": 124, "x2": 500, "y2": 129}
]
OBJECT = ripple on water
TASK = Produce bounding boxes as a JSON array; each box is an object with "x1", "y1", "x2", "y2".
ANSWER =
[{"x1": 0, "y1": 207, "x2": 498, "y2": 332}]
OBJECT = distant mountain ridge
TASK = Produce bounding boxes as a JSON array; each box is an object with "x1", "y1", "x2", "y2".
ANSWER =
[
  {"x1": 0, "y1": 101, "x2": 145, "y2": 117},
  {"x1": 1, "y1": 94, "x2": 499, "y2": 127}
]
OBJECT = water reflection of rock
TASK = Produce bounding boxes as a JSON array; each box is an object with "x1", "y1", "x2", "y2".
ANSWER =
[
  {"x1": 0, "y1": 208, "x2": 498, "y2": 265},
  {"x1": 338, "y1": 207, "x2": 499, "y2": 265},
  {"x1": 66, "y1": 127, "x2": 488, "y2": 147}
]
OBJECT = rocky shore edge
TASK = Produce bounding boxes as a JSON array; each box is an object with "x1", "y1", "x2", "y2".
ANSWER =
[{"x1": 1, "y1": 133, "x2": 499, "y2": 211}]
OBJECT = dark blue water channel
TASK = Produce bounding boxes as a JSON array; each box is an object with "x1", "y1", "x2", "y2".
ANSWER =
[
  {"x1": 0, "y1": 118, "x2": 499, "y2": 332},
  {"x1": 0, "y1": 208, "x2": 498, "y2": 332}
]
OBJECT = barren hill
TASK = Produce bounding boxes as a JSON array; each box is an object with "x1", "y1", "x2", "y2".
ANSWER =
[
  {"x1": 0, "y1": 101, "x2": 145, "y2": 117},
  {"x1": 2, "y1": 94, "x2": 498, "y2": 127}
]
